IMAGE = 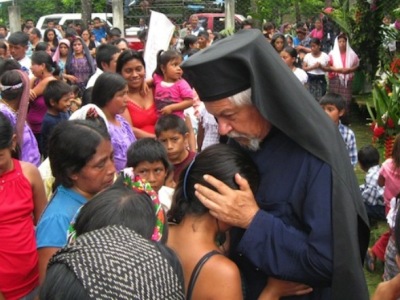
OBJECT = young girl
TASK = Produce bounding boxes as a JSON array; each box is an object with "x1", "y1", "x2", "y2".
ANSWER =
[
  {"x1": 64, "y1": 36, "x2": 96, "y2": 95},
  {"x1": 302, "y1": 38, "x2": 330, "y2": 101},
  {"x1": 367, "y1": 134, "x2": 400, "y2": 272},
  {"x1": 28, "y1": 50, "x2": 58, "y2": 154},
  {"x1": 0, "y1": 70, "x2": 41, "y2": 166},
  {"x1": 270, "y1": 33, "x2": 287, "y2": 53},
  {"x1": 69, "y1": 84, "x2": 82, "y2": 113},
  {"x1": 91, "y1": 72, "x2": 137, "y2": 172},
  {"x1": 0, "y1": 111, "x2": 47, "y2": 300},
  {"x1": 280, "y1": 46, "x2": 308, "y2": 86},
  {"x1": 153, "y1": 50, "x2": 194, "y2": 119}
]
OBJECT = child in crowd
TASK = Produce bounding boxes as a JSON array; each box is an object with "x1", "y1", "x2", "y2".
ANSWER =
[
  {"x1": 372, "y1": 205, "x2": 400, "y2": 300},
  {"x1": 0, "y1": 111, "x2": 47, "y2": 300},
  {"x1": 280, "y1": 46, "x2": 308, "y2": 86},
  {"x1": 41, "y1": 80, "x2": 73, "y2": 158},
  {"x1": 155, "y1": 114, "x2": 196, "y2": 184},
  {"x1": 358, "y1": 145, "x2": 385, "y2": 222},
  {"x1": 368, "y1": 134, "x2": 400, "y2": 272},
  {"x1": 69, "y1": 84, "x2": 82, "y2": 113},
  {"x1": 152, "y1": 50, "x2": 194, "y2": 119},
  {"x1": 126, "y1": 138, "x2": 174, "y2": 212},
  {"x1": 8, "y1": 31, "x2": 32, "y2": 76},
  {"x1": 320, "y1": 93, "x2": 357, "y2": 167}
]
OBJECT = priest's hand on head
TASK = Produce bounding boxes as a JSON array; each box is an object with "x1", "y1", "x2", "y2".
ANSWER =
[{"x1": 194, "y1": 173, "x2": 259, "y2": 229}]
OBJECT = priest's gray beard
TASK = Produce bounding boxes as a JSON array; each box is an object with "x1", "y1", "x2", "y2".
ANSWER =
[{"x1": 227, "y1": 131, "x2": 261, "y2": 151}]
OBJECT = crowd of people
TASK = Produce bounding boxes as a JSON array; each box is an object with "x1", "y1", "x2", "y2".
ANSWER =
[{"x1": 0, "y1": 11, "x2": 399, "y2": 300}]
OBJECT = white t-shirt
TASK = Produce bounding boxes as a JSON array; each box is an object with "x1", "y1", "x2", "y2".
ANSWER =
[
  {"x1": 303, "y1": 52, "x2": 329, "y2": 75},
  {"x1": 293, "y1": 68, "x2": 308, "y2": 85}
]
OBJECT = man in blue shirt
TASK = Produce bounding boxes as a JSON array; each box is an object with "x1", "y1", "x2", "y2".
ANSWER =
[{"x1": 182, "y1": 30, "x2": 370, "y2": 299}]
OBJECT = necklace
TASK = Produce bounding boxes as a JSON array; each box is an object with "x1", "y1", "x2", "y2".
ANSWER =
[{"x1": 0, "y1": 99, "x2": 18, "y2": 114}]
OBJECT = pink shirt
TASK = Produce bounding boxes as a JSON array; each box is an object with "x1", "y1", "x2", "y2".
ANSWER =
[
  {"x1": 153, "y1": 73, "x2": 193, "y2": 119},
  {"x1": 309, "y1": 28, "x2": 323, "y2": 40},
  {"x1": 380, "y1": 158, "x2": 400, "y2": 204}
]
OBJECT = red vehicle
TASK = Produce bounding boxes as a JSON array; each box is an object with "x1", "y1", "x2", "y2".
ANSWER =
[{"x1": 191, "y1": 13, "x2": 245, "y2": 32}]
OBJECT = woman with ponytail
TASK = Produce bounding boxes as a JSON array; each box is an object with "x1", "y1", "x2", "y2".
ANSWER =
[{"x1": 0, "y1": 69, "x2": 40, "y2": 166}]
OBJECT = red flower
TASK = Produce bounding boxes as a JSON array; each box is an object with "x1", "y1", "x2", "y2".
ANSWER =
[
  {"x1": 390, "y1": 58, "x2": 400, "y2": 74},
  {"x1": 387, "y1": 118, "x2": 395, "y2": 128},
  {"x1": 373, "y1": 125, "x2": 385, "y2": 137}
]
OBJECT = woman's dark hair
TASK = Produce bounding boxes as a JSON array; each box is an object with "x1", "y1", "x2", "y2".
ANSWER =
[
  {"x1": 44, "y1": 28, "x2": 59, "y2": 47},
  {"x1": 282, "y1": 46, "x2": 301, "y2": 68},
  {"x1": 91, "y1": 72, "x2": 126, "y2": 108},
  {"x1": 48, "y1": 119, "x2": 110, "y2": 189},
  {"x1": 154, "y1": 50, "x2": 181, "y2": 76},
  {"x1": 337, "y1": 32, "x2": 348, "y2": 41},
  {"x1": 82, "y1": 86, "x2": 93, "y2": 105},
  {"x1": 270, "y1": 33, "x2": 287, "y2": 52},
  {"x1": 31, "y1": 50, "x2": 59, "y2": 75},
  {"x1": 111, "y1": 37, "x2": 129, "y2": 48},
  {"x1": 39, "y1": 264, "x2": 89, "y2": 300},
  {"x1": 74, "y1": 182, "x2": 157, "y2": 240},
  {"x1": 0, "y1": 111, "x2": 14, "y2": 149},
  {"x1": 0, "y1": 69, "x2": 23, "y2": 101},
  {"x1": 168, "y1": 143, "x2": 259, "y2": 223},
  {"x1": 126, "y1": 138, "x2": 171, "y2": 173},
  {"x1": 116, "y1": 49, "x2": 145, "y2": 74},
  {"x1": 182, "y1": 34, "x2": 198, "y2": 57}
]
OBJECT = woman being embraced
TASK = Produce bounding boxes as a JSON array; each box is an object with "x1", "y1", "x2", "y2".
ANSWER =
[
  {"x1": 117, "y1": 50, "x2": 158, "y2": 139},
  {"x1": 167, "y1": 144, "x2": 312, "y2": 300}
]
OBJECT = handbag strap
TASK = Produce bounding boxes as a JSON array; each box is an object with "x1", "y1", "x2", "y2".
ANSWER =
[{"x1": 186, "y1": 250, "x2": 221, "y2": 300}]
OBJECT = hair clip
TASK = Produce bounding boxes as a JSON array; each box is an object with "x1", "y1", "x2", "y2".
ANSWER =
[
  {"x1": 1, "y1": 82, "x2": 23, "y2": 91},
  {"x1": 122, "y1": 168, "x2": 164, "y2": 242},
  {"x1": 183, "y1": 156, "x2": 196, "y2": 201}
]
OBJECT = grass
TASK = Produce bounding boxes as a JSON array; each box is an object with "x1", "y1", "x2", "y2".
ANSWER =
[{"x1": 349, "y1": 98, "x2": 388, "y2": 296}]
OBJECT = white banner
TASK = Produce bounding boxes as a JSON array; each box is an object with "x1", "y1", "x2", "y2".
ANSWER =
[{"x1": 144, "y1": 10, "x2": 175, "y2": 79}]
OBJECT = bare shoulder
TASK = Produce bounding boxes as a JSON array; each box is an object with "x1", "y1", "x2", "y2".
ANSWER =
[
  {"x1": 20, "y1": 161, "x2": 41, "y2": 181},
  {"x1": 195, "y1": 253, "x2": 242, "y2": 299}
]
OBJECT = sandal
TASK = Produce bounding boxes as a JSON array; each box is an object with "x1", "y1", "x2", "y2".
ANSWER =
[{"x1": 365, "y1": 248, "x2": 375, "y2": 272}]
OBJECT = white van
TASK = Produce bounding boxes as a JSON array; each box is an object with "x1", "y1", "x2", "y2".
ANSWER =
[{"x1": 36, "y1": 13, "x2": 114, "y2": 32}]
